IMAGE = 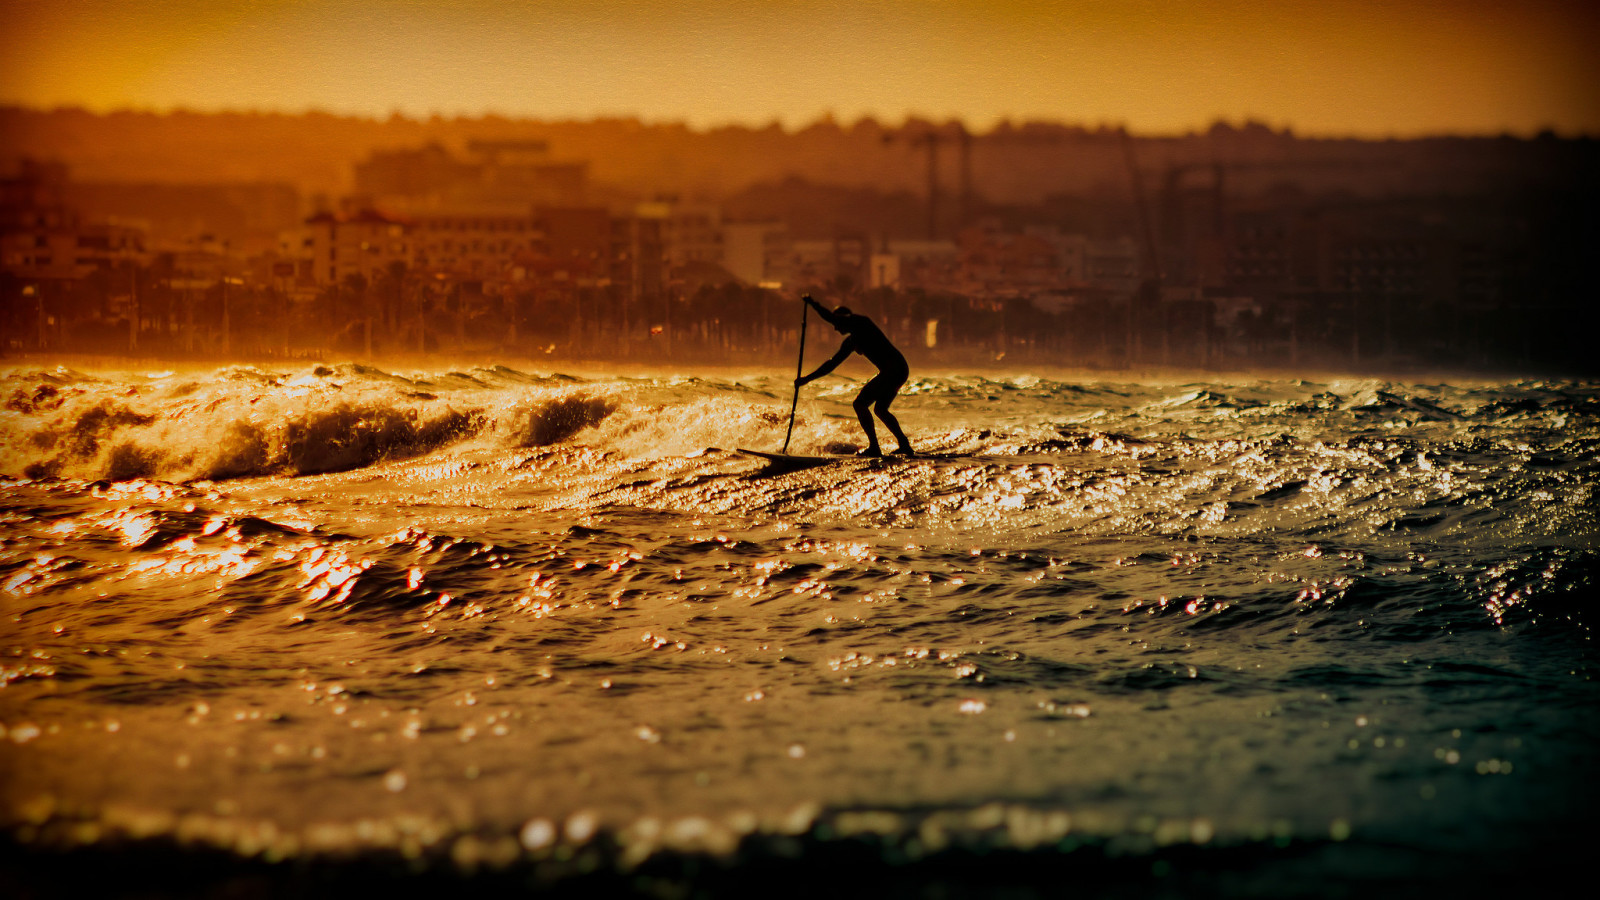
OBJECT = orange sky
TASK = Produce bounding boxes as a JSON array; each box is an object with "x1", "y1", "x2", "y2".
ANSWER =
[{"x1": 2, "y1": 0, "x2": 1595, "y2": 136}]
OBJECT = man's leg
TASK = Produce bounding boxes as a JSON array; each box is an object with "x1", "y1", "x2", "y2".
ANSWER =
[
  {"x1": 853, "y1": 392, "x2": 881, "y2": 455},
  {"x1": 870, "y1": 370, "x2": 912, "y2": 455},
  {"x1": 875, "y1": 401, "x2": 912, "y2": 454}
]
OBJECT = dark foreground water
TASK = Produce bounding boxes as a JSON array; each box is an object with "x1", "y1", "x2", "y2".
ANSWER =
[{"x1": 1, "y1": 362, "x2": 1596, "y2": 897}]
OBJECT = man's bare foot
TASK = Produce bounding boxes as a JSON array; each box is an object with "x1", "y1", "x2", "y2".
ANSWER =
[
  {"x1": 855, "y1": 447, "x2": 882, "y2": 458},
  {"x1": 891, "y1": 445, "x2": 914, "y2": 456}
]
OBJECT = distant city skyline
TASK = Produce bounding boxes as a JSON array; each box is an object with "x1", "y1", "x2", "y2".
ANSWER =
[{"x1": 3, "y1": 0, "x2": 1597, "y2": 137}]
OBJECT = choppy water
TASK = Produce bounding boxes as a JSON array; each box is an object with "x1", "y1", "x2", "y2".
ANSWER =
[{"x1": 2, "y1": 362, "x2": 1596, "y2": 896}]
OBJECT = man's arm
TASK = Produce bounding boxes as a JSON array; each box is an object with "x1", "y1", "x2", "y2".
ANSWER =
[
  {"x1": 803, "y1": 294, "x2": 842, "y2": 328},
  {"x1": 798, "y1": 337, "x2": 856, "y2": 385}
]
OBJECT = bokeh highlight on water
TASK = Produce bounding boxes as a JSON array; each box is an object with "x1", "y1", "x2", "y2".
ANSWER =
[{"x1": 1, "y1": 363, "x2": 1596, "y2": 895}]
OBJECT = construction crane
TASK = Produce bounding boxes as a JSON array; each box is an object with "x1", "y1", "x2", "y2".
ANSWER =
[
  {"x1": 884, "y1": 124, "x2": 972, "y2": 240},
  {"x1": 1119, "y1": 128, "x2": 1165, "y2": 297}
]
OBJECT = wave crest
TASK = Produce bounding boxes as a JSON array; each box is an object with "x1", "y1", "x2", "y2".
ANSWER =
[{"x1": 506, "y1": 394, "x2": 617, "y2": 447}]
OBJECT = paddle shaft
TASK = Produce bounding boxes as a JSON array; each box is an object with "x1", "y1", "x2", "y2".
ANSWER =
[{"x1": 782, "y1": 300, "x2": 808, "y2": 453}]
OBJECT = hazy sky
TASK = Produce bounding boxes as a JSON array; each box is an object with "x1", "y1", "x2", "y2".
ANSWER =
[{"x1": 3, "y1": 0, "x2": 1595, "y2": 136}]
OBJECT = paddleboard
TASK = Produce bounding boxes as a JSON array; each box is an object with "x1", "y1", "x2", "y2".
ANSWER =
[
  {"x1": 735, "y1": 447, "x2": 931, "y2": 467},
  {"x1": 736, "y1": 448, "x2": 850, "y2": 468}
]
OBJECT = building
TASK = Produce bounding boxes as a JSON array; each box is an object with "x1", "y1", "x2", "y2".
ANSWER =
[
  {"x1": 1021, "y1": 227, "x2": 1088, "y2": 285},
  {"x1": 788, "y1": 240, "x2": 838, "y2": 288},
  {"x1": 353, "y1": 143, "x2": 478, "y2": 203},
  {"x1": 353, "y1": 141, "x2": 590, "y2": 214},
  {"x1": 612, "y1": 214, "x2": 665, "y2": 307},
  {"x1": 537, "y1": 207, "x2": 613, "y2": 285},
  {"x1": 636, "y1": 199, "x2": 723, "y2": 270},
  {"x1": 886, "y1": 239, "x2": 961, "y2": 289},
  {"x1": 411, "y1": 213, "x2": 543, "y2": 281},
  {"x1": 471, "y1": 140, "x2": 588, "y2": 208},
  {"x1": 722, "y1": 221, "x2": 790, "y2": 287},
  {"x1": 785, "y1": 233, "x2": 878, "y2": 290},
  {"x1": 1, "y1": 160, "x2": 146, "y2": 285},
  {"x1": 956, "y1": 223, "x2": 1072, "y2": 296},
  {"x1": 1085, "y1": 237, "x2": 1141, "y2": 293},
  {"x1": 1, "y1": 220, "x2": 145, "y2": 284},
  {"x1": 303, "y1": 208, "x2": 412, "y2": 286}
]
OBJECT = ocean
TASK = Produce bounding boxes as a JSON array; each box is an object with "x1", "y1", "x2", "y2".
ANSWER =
[{"x1": 1, "y1": 361, "x2": 1595, "y2": 897}]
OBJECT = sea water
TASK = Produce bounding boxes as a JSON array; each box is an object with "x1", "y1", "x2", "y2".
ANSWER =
[{"x1": 1, "y1": 363, "x2": 1595, "y2": 896}]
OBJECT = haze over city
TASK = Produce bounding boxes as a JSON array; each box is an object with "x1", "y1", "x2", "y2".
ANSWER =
[
  {"x1": 4, "y1": 0, "x2": 1597, "y2": 137},
  {"x1": 4, "y1": 1, "x2": 1598, "y2": 373}
]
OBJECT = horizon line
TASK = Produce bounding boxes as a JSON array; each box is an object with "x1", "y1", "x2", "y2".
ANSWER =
[{"x1": 3, "y1": 102, "x2": 1592, "y2": 143}]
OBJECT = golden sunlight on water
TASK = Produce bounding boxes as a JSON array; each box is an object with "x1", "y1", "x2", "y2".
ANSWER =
[{"x1": 1, "y1": 365, "x2": 1596, "y2": 894}]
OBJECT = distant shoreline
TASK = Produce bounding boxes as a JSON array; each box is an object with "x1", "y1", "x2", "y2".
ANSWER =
[{"x1": 2, "y1": 351, "x2": 1586, "y2": 384}]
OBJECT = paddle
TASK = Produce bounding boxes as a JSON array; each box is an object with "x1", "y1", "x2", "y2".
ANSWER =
[{"x1": 782, "y1": 296, "x2": 809, "y2": 453}]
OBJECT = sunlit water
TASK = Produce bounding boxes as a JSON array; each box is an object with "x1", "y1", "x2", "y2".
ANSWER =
[{"x1": 2, "y1": 363, "x2": 1596, "y2": 895}]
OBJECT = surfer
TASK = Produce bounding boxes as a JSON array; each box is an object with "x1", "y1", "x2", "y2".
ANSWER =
[{"x1": 796, "y1": 295, "x2": 913, "y2": 457}]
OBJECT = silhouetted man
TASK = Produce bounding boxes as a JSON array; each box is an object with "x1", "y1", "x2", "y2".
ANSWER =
[{"x1": 796, "y1": 295, "x2": 913, "y2": 457}]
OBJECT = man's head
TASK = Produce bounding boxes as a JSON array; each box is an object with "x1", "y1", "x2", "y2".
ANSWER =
[{"x1": 831, "y1": 306, "x2": 856, "y2": 334}]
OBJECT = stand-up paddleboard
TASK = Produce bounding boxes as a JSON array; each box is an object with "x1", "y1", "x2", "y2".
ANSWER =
[
  {"x1": 737, "y1": 448, "x2": 849, "y2": 469},
  {"x1": 736, "y1": 448, "x2": 929, "y2": 468}
]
